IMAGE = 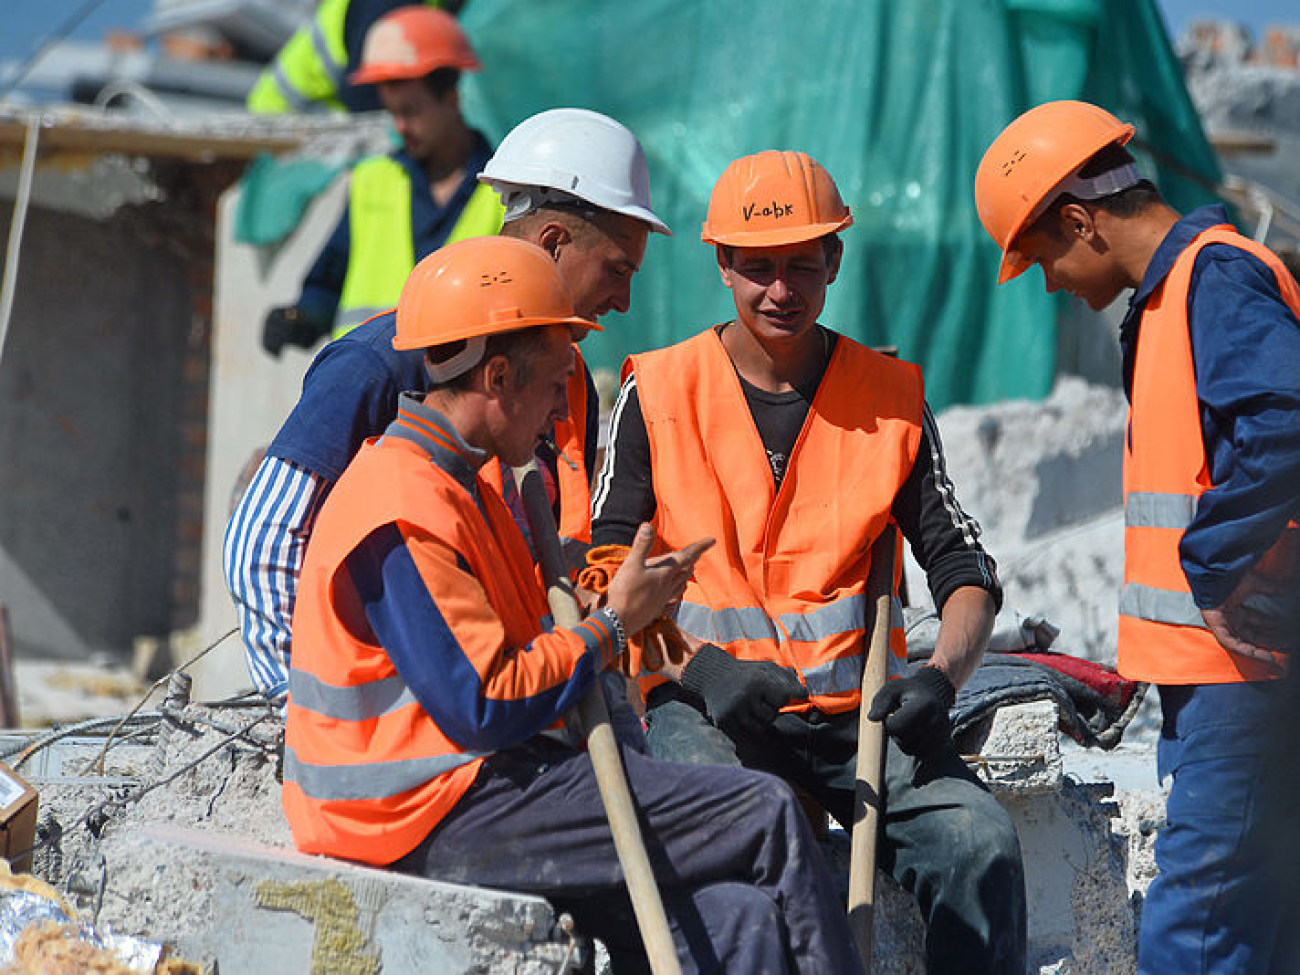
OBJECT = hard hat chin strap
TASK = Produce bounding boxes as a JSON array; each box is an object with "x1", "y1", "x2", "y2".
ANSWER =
[
  {"x1": 1026, "y1": 162, "x2": 1141, "y2": 228},
  {"x1": 498, "y1": 184, "x2": 597, "y2": 224},
  {"x1": 1058, "y1": 162, "x2": 1140, "y2": 201},
  {"x1": 426, "y1": 335, "x2": 487, "y2": 383}
]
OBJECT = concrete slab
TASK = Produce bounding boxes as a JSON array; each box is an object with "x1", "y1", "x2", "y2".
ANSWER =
[{"x1": 106, "y1": 824, "x2": 579, "y2": 974}]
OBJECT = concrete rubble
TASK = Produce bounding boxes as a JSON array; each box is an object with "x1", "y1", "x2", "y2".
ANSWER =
[{"x1": 10, "y1": 691, "x2": 1162, "y2": 974}]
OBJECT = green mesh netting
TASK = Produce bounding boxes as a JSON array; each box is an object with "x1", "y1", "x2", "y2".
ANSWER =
[{"x1": 457, "y1": 0, "x2": 1220, "y2": 408}]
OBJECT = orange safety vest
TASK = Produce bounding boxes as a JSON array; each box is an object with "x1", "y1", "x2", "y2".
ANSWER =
[
  {"x1": 480, "y1": 344, "x2": 593, "y2": 544},
  {"x1": 282, "y1": 430, "x2": 555, "y2": 865},
  {"x1": 1120, "y1": 224, "x2": 1300, "y2": 684},
  {"x1": 630, "y1": 328, "x2": 922, "y2": 714}
]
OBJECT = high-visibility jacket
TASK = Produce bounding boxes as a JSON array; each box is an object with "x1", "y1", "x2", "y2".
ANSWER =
[
  {"x1": 283, "y1": 417, "x2": 567, "y2": 865},
  {"x1": 246, "y1": 0, "x2": 441, "y2": 115},
  {"x1": 334, "y1": 155, "x2": 505, "y2": 337},
  {"x1": 246, "y1": 0, "x2": 354, "y2": 114},
  {"x1": 629, "y1": 328, "x2": 922, "y2": 714},
  {"x1": 480, "y1": 345, "x2": 593, "y2": 545},
  {"x1": 1120, "y1": 224, "x2": 1300, "y2": 684}
]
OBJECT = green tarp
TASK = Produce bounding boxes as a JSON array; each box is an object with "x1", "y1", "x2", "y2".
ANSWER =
[{"x1": 458, "y1": 0, "x2": 1221, "y2": 409}]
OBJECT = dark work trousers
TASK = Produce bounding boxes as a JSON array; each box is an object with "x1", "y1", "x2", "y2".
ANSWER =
[
  {"x1": 1139, "y1": 681, "x2": 1287, "y2": 975},
  {"x1": 393, "y1": 735, "x2": 863, "y2": 975},
  {"x1": 644, "y1": 688, "x2": 1027, "y2": 975}
]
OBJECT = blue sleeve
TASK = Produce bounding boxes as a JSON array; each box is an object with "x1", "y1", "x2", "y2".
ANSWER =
[
  {"x1": 267, "y1": 338, "x2": 404, "y2": 480},
  {"x1": 296, "y1": 205, "x2": 351, "y2": 325},
  {"x1": 346, "y1": 524, "x2": 606, "y2": 752},
  {"x1": 1182, "y1": 245, "x2": 1300, "y2": 607}
]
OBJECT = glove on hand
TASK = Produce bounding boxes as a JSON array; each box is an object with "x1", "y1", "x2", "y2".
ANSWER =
[
  {"x1": 577, "y1": 544, "x2": 692, "y2": 676},
  {"x1": 680, "y1": 643, "x2": 808, "y2": 739},
  {"x1": 262, "y1": 305, "x2": 328, "y2": 357},
  {"x1": 867, "y1": 665, "x2": 957, "y2": 758}
]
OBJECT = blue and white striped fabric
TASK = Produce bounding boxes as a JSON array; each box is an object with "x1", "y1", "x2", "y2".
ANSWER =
[{"x1": 223, "y1": 456, "x2": 330, "y2": 702}]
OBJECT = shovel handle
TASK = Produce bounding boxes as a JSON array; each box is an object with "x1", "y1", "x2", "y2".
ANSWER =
[
  {"x1": 511, "y1": 462, "x2": 681, "y2": 975},
  {"x1": 849, "y1": 525, "x2": 897, "y2": 969}
]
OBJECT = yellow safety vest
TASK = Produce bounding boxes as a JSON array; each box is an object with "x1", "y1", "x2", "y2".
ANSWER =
[
  {"x1": 246, "y1": 0, "x2": 449, "y2": 114},
  {"x1": 246, "y1": 0, "x2": 352, "y2": 114},
  {"x1": 334, "y1": 155, "x2": 505, "y2": 337}
]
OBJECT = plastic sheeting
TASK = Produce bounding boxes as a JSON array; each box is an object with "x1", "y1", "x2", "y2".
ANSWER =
[{"x1": 457, "y1": 0, "x2": 1221, "y2": 409}]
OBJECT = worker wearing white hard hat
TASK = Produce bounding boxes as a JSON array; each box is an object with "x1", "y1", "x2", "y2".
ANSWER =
[{"x1": 226, "y1": 107, "x2": 670, "y2": 712}]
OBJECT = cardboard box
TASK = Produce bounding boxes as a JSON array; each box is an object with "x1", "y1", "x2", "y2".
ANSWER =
[{"x1": 0, "y1": 762, "x2": 38, "y2": 873}]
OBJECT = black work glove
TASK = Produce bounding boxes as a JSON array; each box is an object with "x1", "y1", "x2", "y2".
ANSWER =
[
  {"x1": 867, "y1": 665, "x2": 957, "y2": 758},
  {"x1": 680, "y1": 643, "x2": 808, "y2": 739},
  {"x1": 262, "y1": 305, "x2": 329, "y2": 357}
]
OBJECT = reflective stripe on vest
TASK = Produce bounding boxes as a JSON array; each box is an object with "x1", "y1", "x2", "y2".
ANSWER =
[
  {"x1": 289, "y1": 668, "x2": 418, "y2": 721},
  {"x1": 1120, "y1": 224, "x2": 1300, "y2": 683},
  {"x1": 334, "y1": 162, "x2": 505, "y2": 338},
  {"x1": 284, "y1": 746, "x2": 478, "y2": 802},
  {"x1": 245, "y1": 0, "x2": 349, "y2": 114},
  {"x1": 631, "y1": 329, "x2": 923, "y2": 713},
  {"x1": 677, "y1": 595, "x2": 907, "y2": 693}
]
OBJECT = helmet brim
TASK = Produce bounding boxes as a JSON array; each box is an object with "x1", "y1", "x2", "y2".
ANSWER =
[
  {"x1": 392, "y1": 314, "x2": 598, "y2": 352},
  {"x1": 349, "y1": 55, "x2": 481, "y2": 87},
  {"x1": 701, "y1": 215, "x2": 853, "y2": 248}
]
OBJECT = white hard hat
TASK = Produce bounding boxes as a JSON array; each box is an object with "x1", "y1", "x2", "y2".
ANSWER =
[{"x1": 479, "y1": 108, "x2": 671, "y2": 235}]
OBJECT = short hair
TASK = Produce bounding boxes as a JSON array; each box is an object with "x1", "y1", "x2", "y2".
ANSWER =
[
  {"x1": 1035, "y1": 143, "x2": 1164, "y2": 237},
  {"x1": 502, "y1": 202, "x2": 632, "y2": 249},
  {"x1": 422, "y1": 67, "x2": 460, "y2": 100},
  {"x1": 425, "y1": 326, "x2": 554, "y2": 392}
]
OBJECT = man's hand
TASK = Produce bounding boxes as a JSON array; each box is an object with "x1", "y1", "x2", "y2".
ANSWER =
[
  {"x1": 1202, "y1": 569, "x2": 1295, "y2": 672},
  {"x1": 604, "y1": 524, "x2": 713, "y2": 636},
  {"x1": 867, "y1": 666, "x2": 957, "y2": 758},
  {"x1": 680, "y1": 644, "x2": 808, "y2": 739},
  {"x1": 262, "y1": 305, "x2": 328, "y2": 357}
]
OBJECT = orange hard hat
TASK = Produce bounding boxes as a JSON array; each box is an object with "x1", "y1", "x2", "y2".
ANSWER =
[
  {"x1": 701, "y1": 150, "x2": 852, "y2": 247},
  {"x1": 349, "y1": 6, "x2": 480, "y2": 86},
  {"x1": 975, "y1": 100, "x2": 1135, "y2": 283},
  {"x1": 393, "y1": 236, "x2": 596, "y2": 352}
]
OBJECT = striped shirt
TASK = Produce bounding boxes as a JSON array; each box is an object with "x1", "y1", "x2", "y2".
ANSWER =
[{"x1": 223, "y1": 456, "x2": 328, "y2": 702}]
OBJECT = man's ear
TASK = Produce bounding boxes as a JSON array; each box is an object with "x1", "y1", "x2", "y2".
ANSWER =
[
  {"x1": 482, "y1": 353, "x2": 511, "y2": 395},
  {"x1": 716, "y1": 245, "x2": 734, "y2": 289},
  {"x1": 535, "y1": 221, "x2": 573, "y2": 262},
  {"x1": 1059, "y1": 202, "x2": 1096, "y2": 242},
  {"x1": 825, "y1": 238, "x2": 843, "y2": 285}
]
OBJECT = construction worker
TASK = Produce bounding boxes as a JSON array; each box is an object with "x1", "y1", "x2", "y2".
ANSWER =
[
  {"x1": 226, "y1": 108, "x2": 668, "y2": 703},
  {"x1": 283, "y1": 234, "x2": 866, "y2": 973},
  {"x1": 975, "y1": 100, "x2": 1300, "y2": 974},
  {"x1": 246, "y1": 0, "x2": 447, "y2": 115},
  {"x1": 261, "y1": 5, "x2": 502, "y2": 353},
  {"x1": 590, "y1": 150, "x2": 1027, "y2": 974}
]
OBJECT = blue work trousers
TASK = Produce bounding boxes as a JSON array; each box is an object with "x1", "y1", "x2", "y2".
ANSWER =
[
  {"x1": 644, "y1": 691, "x2": 1027, "y2": 975},
  {"x1": 394, "y1": 735, "x2": 863, "y2": 975},
  {"x1": 1139, "y1": 680, "x2": 1288, "y2": 975}
]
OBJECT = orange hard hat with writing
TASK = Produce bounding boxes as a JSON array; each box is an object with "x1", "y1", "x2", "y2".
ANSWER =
[
  {"x1": 701, "y1": 150, "x2": 852, "y2": 247},
  {"x1": 975, "y1": 100, "x2": 1135, "y2": 283},
  {"x1": 349, "y1": 5, "x2": 480, "y2": 86},
  {"x1": 394, "y1": 236, "x2": 596, "y2": 352}
]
